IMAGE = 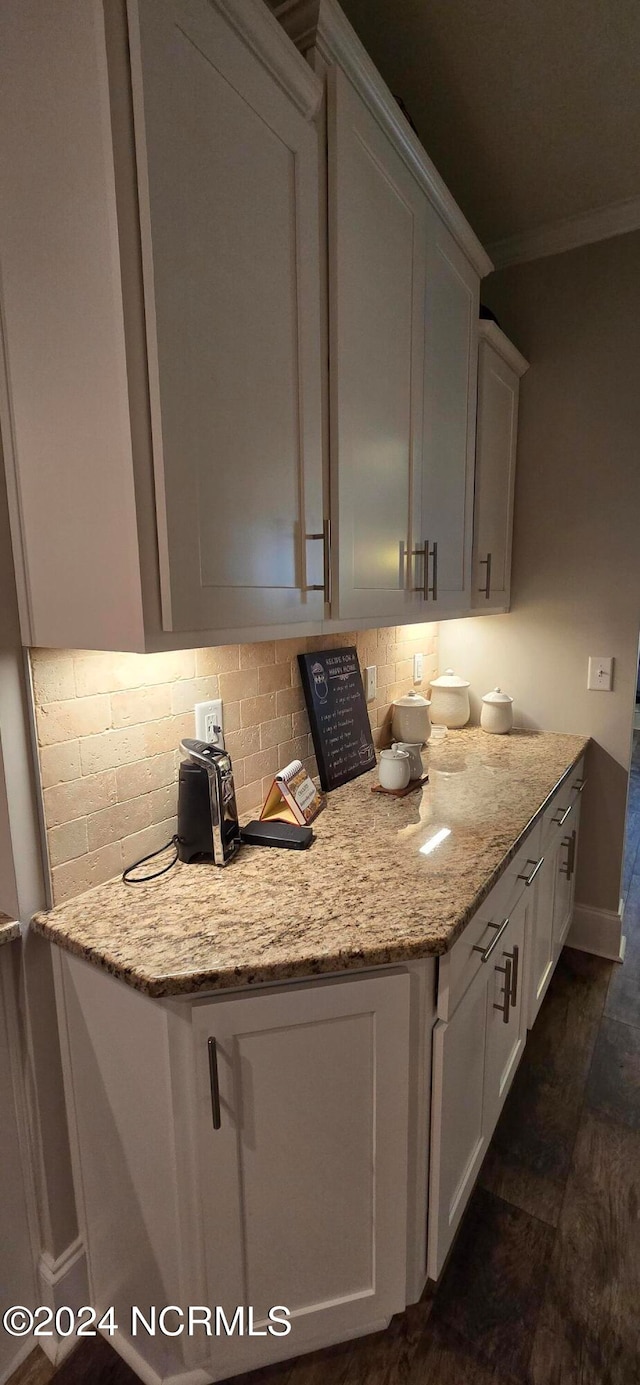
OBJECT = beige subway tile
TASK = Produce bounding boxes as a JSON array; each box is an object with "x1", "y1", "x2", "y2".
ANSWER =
[
  {"x1": 240, "y1": 641, "x2": 275, "y2": 669},
  {"x1": 222, "y1": 700, "x2": 242, "y2": 733},
  {"x1": 259, "y1": 714, "x2": 292, "y2": 750},
  {"x1": 258, "y1": 663, "x2": 291, "y2": 695},
  {"x1": 376, "y1": 662, "x2": 395, "y2": 688},
  {"x1": 219, "y1": 669, "x2": 259, "y2": 703},
  {"x1": 230, "y1": 758, "x2": 245, "y2": 789},
  {"x1": 235, "y1": 780, "x2": 263, "y2": 816},
  {"x1": 302, "y1": 755, "x2": 318, "y2": 779},
  {"x1": 121, "y1": 819, "x2": 177, "y2": 873},
  {"x1": 243, "y1": 747, "x2": 278, "y2": 785},
  {"x1": 30, "y1": 651, "x2": 76, "y2": 704},
  {"x1": 80, "y1": 725, "x2": 147, "y2": 776},
  {"x1": 112, "y1": 684, "x2": 172, "y2": 728},
  {"x1": 275, "y1": 637, "x2": 312, "y2": 663},
  {"x1": 39, "y1": 740, "x2": 81, "y2": 789},
  {"x1": 395, "y1": 659, "x2": 414, "y2": 682},
  {"x1": 36, "y1": 695, "x2": 111, "y2": 747},
  {"x1": 225, "y1": 726, "x2": 261, "y2": 759},
  {"x1": 48, "y1": 818, "x2": 89, "y2": 868},
  {"x1": 116, "y1": 752, "x2": 176, "y2": 802},
  {"x1": 87, "y1": 796, "x2": 152, "y2": 852},
  {"x1": 196, "y1": 646, "x2": 239, "y2": 677},
  {"x1": 292, "y1": 709, "x2": 310, "y2": 738},
  {"x1": 148, "y1": 783, "x2": 178, "y2": 826},
  {"x1": 170, "y1": 676, "x2": 219, "y2": 716},
  {"x1": 143, "y1": 717, "x2": 184, "y2": 758},
  {"x1": 73, "y1": 653, "x2": 121, "y2": 697},
  {"x1": 240, "y1": 693, "x2": 277, "y2": 727},
  {"x1": 276, "y1": 686, "x2": 305, "y2": 716},
  {"x1": 51, "y1": 842, "x2": 123, "y2": 905},
  {"x1": 137, "y1": 650, "x2": 196, "y2": 685},
  {"x1": 44, "y1": 771, "x2": 117, "y2": 828},
  {"x1": 277, "y1": 736, "x2": 309, "y2": 770}
]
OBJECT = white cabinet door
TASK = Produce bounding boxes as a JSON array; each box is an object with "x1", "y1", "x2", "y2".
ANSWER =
[
  {"x1": 472, "y1": 324, "x2": 528, "y2": 611},
  {"x1": 553, "y1": 814, "x2": 580, "y2": 960},
  {"x1": 328, "y1": 65, "x2": 425, "y2": 622},
  {"x1": 415, "y1": 205, "x2": 478, "y2": 616},
  {"x1": 130, "y1": 0, "x2": 325, "y2": 633},
  {"x1": 483, "y1": 891, "x2": 528, "y2": 1136},
  {"x1": 528, "y1": 850, "x2": 557, "y2": 1027},
  {"x1": 428, "y1": 965, "x2": 489, "y2": 1280},
  {"x1": 191, "y1": 974, "x2": 410, "y2": 1376}
]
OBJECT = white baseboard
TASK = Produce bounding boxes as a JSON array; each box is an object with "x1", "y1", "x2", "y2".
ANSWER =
[
  {"x1": 567, "y1": 901, "x2": 625, "y2": 962},
  {"x1": 37, "y1": 1235, "x2": 89, "y2": 1365}
]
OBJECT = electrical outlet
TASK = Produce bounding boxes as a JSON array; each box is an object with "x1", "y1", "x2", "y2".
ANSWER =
[
  {"x1": 413, "y1": 652, "x2": 424, "y2": 684},
  {"x1": 587, "y1": 656, "x2": 614, "y2": 691},
  {"x1": 364, "y1": 665, "x2": 377, "y2": 701},
  {"x1": 195, "y1": 698, "x2": 224, "y2": 746}
]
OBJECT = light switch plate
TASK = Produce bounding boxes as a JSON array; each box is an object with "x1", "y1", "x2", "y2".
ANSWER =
[
  {"x1": 364, "y1": 665, "x2": 377, "y2": 701},
  {"x1": 413, "y1": 652, "x2": 424, "y2": 683},
  {"x1": 587, "y1": 656, "x2": 614, "y2": 691}
]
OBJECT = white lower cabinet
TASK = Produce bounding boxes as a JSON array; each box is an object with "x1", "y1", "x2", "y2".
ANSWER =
[
  {"x1": 528, "y1": 760, "x2": 584, "y2": 1026},
  {"x1": 427, "y1": 898, "x2": 528, "y2": 1280}
]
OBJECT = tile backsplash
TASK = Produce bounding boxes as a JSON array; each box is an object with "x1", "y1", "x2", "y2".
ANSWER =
[{"x1": 30, "y1": 625, "x2": 438, "y2": 905}]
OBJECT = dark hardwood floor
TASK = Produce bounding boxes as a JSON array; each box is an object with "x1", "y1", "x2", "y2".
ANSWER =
[{"x1": 11, "y1": 739, "x2": 640, "y2": 1385}]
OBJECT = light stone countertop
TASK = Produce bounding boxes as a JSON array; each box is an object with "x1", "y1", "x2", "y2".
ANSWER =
[
  {"x1": 30, "y1": 728, "x2": 589, "y2": 997},
  {"x1": 0, "y1": 912, "x2": 20, "y2": 947}
]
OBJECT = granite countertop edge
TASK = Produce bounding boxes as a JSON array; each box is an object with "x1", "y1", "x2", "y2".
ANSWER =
[
  {"x1": 30, "y1": 732, "x2": 590, "y2": 998},
  {"x1": 0, "y1": 914, "x2": 21, "y2": 948}
]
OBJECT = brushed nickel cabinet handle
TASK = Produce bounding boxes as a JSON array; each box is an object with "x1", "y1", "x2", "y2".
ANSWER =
[
  {"x1": 573, "y1": 777, "x2": 587, "y2": 794},
  {"x1": 494, "y1": 954, "x2": 513, "y2": 1024},
  {"x1": 473, "y1": 914, "x2": 511, "y2": 962},
  {"x1": 411, "y1": 539, "x2": 428, "y2": 596},
  {"x1": 207, "y1": 1037, "x2": 221, "y2": 1131},
  {"x1": 560, "y1": 830, "x2": 577, "y2": 881},
  {"x1": 429, "y1": 540, "x2": 438, "y2": 601},
  {"x1": 479, "y1": 552, "x2": 492, "y2": 599},
  {"x1": 304, "y1": 519, "x2": 332, "y2": 602},
  {"x1": 517, "y1": 856, "x2": 544, "y2": 886},
  {"x1": 503, "y1": 943, "x2": 519, "y2": 1006},
  {"x1": 552, "y1": 803, "x2": 573, "y2": 826}
]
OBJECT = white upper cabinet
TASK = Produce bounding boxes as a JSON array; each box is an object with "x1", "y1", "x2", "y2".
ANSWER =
[
  {"x1": 471, "y1": 321, "x2": 529, "y2": 612},
  {"x1": 0, "y1": 0, "x2": 326, "y2": 651},
  {"x1": 328, "y1": 65, "x2": 425, "y2": 622},
  {"x1": 130, "y1": 0, "x2": 326, "y2": 634},
  {"x1": 277, "y1": 0, "x2": 493, "y2": 625},
  {"x1": 415, "y1": 205, "x2": 479, "y2": 615}
]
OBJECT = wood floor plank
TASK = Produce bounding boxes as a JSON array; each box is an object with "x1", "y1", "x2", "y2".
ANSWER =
[
  {"x1": 529, "y1": 1110, "x2": 640, "y2": 1385},
  {"x1": 339, "y1": 1296, "x2": 433, "y2": 1385},
  {"x1": 479, "y1": 947, "x2": 610, "y2": 1222},
  {"x1": 586, "y1": 1014, "x2": 640, "y2": 1130},
  {"x1": 428, "y1": 1187, "x2": 554, "y2": 1382},
  {"x1": 6, "y1": 1348, "x2": 55, "y2": 1385},
  {"x1": 52, "y1": 1336, "x2": 139, "y2": 1385},
  {"x1": 409, "y1": 1322, "x2": 515, "y2": 1384}
]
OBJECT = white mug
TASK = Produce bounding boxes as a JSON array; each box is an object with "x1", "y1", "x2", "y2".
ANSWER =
[
  {"x1": 379, "y1": 747, "x2": 411, "y2": 792},
  {"x1": 392, "y1": 741, "x2": 423, "y2": 779}
]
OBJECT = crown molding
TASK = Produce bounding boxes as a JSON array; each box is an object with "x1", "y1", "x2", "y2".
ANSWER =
[
  {"x1": 487, "y1": 194, "x2": 640, "y2": 270},
  {"x1": 214, "y1": 0, "x2": 322, "y2": 121},
  {"x1": 270, "y1": 0, "x2": 493, "y2": 279},
  {"x1": 479, "y1": 321, "x2": 529, "y2": 377}
]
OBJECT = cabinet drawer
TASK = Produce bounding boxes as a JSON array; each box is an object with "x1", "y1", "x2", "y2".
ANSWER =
[
  {"x1": 541, "y1": 757, "x2": 585, "y2": 847},
  {"x1": 437, "y1": 820, "x2": 543, "y2": 1022}
]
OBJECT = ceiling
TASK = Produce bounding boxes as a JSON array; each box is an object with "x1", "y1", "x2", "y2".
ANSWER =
[{"x1": 340, "y1": 0, "x2": 640, "y2": 248}]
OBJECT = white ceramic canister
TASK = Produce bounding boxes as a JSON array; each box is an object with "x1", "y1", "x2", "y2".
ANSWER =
[
  {"x1": 379, "y1": 747, "x2": 411, "y2": 792},
  {"x1": 429, "y1": 669, "x2": 471, "y2": 728},
  {"x1": 481, "y1": 687, "x2": 514, "y2": 734},
  {"x1": 392, "y1": 742, "x2": 423, "y2": 779},
  {"x1": 391, "y1": 689, "x2": 432, "y2": 745}
]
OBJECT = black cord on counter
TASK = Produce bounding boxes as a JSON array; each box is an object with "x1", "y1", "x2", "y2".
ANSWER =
[{"x1": 122, "y1": 835, "x2": 181, "y2": 884}]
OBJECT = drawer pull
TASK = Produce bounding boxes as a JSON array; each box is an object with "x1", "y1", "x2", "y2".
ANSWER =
[
  {"x1": 573, "y1": 777, "x2": 587, "y2": 794},
  {"x1": 517, "y1": 856, "x2": 544, "y2": 887},
  {"x1": 494, "y1": 952, "x2": 514, "y2": 1024},
  {"x1": 552, "y1": 803, "x2": 573, "y2": 826},
  {"x1": 473, "y1": 914, "x2": 510, "y2": 962},
  {"x1": 560, "y1": 830, "x2": 577, "y2": 882},
  {"x1": 207, "y1": 1037, "x2": 222, "y2": 1131}
]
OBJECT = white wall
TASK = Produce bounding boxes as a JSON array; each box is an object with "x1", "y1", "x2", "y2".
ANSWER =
[{"x1": 441, "y1": 229, "x2": 640, "y2": 918}]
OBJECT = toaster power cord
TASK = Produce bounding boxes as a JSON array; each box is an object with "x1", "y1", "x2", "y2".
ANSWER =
[{"x1": 122, "y1": 834, "x2": 181, "y2": 884}]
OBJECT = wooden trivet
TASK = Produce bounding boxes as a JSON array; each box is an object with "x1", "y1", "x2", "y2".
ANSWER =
[{"x1": 371, "y1": 774, "x2": 429, "y2": 798}]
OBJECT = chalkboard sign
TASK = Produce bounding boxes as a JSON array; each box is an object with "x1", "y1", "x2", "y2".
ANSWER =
[{"x1": 298, "y1": 647, "x2": 376, "y2": 792}]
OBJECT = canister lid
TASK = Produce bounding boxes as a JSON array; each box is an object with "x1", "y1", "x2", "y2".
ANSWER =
[
  {"x1": 482, "y1": 686, "x2": 513, "y2": 704},
  {"x1": 392, "y1": 689, "x2": 431, "y2": 707},
  {"x1": 430, "y1": 668, "x2": 470, "y2": 689}
]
